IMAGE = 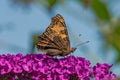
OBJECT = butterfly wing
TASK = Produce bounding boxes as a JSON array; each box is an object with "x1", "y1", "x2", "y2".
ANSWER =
[
  {"x1": 37, "y1": 14, "x2": 71, "y2": 56},
  {"x1": 45, "y1": 14, "x2": 71, "y2": 52},
  {"x1": 37, "y1": 30, "x2": 61, "y2": 50},
  {"x1": 37, "y1": 34, "x2": 63, "y2": 56}
]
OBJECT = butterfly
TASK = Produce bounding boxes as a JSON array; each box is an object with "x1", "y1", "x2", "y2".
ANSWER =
[{"x1": 36, "y1": 14, "x2": 76, "y2": 56}]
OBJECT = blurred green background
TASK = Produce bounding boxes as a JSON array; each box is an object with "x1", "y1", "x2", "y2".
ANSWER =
[{"x1": 0, "y1": 0, "x2": 120, "y2": 77}]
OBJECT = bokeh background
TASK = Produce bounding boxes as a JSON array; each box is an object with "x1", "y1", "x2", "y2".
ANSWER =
[{"x1": 0, "y1": 0, "x2": 120, "y2": 78}]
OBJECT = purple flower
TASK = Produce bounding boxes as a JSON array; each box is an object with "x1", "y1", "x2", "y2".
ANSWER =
[
  {"x1": 13, "y1": 65, "x2": 22, "y2": 73},
  {"x1": 92, "y1": 63, "x2": 116, "y2": 80},
  {"x1": 0, "y1": 59, "x2": 12, "y2": 75},
  {"x1": 0, "y1": 53, "x2": 116, "y2": 80}
]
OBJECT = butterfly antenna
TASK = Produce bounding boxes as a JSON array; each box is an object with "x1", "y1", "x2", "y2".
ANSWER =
[{"x1": 75, "y1": 41, "x2": 89, "y2": 47}]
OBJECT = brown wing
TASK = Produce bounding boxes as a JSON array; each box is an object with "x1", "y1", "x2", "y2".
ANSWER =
[
  {"x1": 37, "y1": 33, "x2": 59, "y2": 52},
  {"x1": 37, "y1": 14, "x2": 70, "y2": 55},
  {"x1": 47, "y1": 14, "x2": 70, "y2": 49}
]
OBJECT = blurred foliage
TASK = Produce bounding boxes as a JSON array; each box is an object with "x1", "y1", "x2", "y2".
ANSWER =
[
  {"x1": 9, "y1": 0, "x2": 120, "y2": 63},
  {"x1": 11, "y1": 0, "x2": 64, "y2": 12},
  {"x1": 11, "y1": 0, "x2": 34, "y2": 7},
  {"x1": 81, "y1": 0, "x2": 120, "y2": 63},
  {"x1": 91, "y1": 0, "x2": 111, "y2": 21},
  {"x1": 30, "y1": 33, "x2": 39, "y2": 53},
  {"x1": 45, "y1": 0, "x2": 57, "y2": 11},
  {"x1": 80, "y1": 0, "x2": 111, "y2": 21},
  {"x1": 105, "y1": 22, "x2": 120, "y2": 63}
]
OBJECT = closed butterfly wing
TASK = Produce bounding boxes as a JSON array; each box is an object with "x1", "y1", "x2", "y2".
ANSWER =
[
  {"x1": 37, "y1": 33, "x2": 62, "y2": 56},
  {"x1": 37, "y1": 14, "x2": 76, "y2": 56}
]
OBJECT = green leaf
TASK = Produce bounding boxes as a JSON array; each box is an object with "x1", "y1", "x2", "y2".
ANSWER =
[
  {"x1": 47, "y1": 0, "x2": 57, "y2": 7},
  {"x1": 91, "y1": 0, "x2": 111, "y2": 21},
  {"x1": 106, "y1": 24, "x2": 120, "y2": 63},
  {"x1": 113, "y1": 25, "x2": 120, "y2": 63}
]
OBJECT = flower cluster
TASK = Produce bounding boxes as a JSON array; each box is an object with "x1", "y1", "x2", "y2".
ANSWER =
[
  {"x1": 0, "y1": 53, "x2": 116, "y2": 80},
  {"x1": 92, "y1": 63, "x2": 116, "y2": 80}
]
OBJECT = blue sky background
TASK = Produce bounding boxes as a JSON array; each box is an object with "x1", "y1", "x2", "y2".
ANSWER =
[{"x1": 0, "y1": 0, "x2": 120, "y2": 76}]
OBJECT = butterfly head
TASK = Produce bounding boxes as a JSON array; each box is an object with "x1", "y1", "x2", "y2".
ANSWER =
[
  {"x1": 62, "y1": 48, "x2": 76, "y2": 56},
  {"x1": 70, "y1": 48, "x2": 76, "y2": 53}
]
